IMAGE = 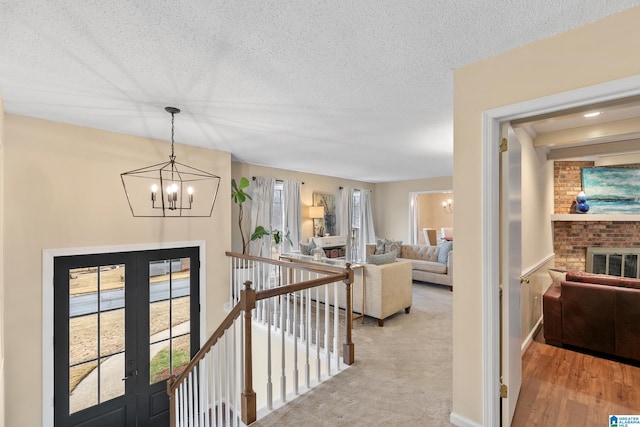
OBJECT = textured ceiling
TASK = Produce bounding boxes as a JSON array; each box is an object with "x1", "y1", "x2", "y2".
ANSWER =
[{"x1": 2, "y1": 1, "x2": 640, "y2": 182}]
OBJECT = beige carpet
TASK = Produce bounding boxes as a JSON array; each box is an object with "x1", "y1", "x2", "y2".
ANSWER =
[{"x1": 252, "y1": 282, "x2": 454, "y2": 426}]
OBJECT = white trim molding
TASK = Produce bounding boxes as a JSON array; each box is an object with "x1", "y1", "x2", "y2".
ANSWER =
[
  {"x1": 42, "y1": 240, "x2": 207, "y2": 427},
  {"x1": 451, "y1": 411, "x2": 484, "y2": 427},
  {"x1": 482, "y1": 74, "x2": 640, "y2": 427}
]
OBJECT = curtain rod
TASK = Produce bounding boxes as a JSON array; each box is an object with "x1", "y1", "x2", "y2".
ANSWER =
[
  {"x1": 252, "y1": 176, "x2": 304, "y2": 184},
  {"x1": 339, "y1": 186, "x2": 371, "y2": 192}
]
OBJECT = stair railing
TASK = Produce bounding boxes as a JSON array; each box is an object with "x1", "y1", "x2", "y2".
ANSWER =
[{"x1": 167, "y1": 252, "x2": 355, "y2": 426}]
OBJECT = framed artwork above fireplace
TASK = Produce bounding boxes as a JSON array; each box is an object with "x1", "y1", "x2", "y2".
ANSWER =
[{"x1": 581, "y1": 167, "x2": 640, "y2": 214}]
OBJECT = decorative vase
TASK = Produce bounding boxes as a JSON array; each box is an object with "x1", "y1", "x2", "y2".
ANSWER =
[{"x1": 574, "y1": 191, "x2": 590, "y2": 213}]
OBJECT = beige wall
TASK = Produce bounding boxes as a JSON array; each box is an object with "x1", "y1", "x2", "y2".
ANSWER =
[
  {"x1": 518, "y1": 127, "x2": 554, "y2": 268},
  {"x1": 374, "y1": 176, "x2": 453, "y2": 242},
  {"x1": 230, "y1": 162, "x2": 375, "y2": 250},
  {"x1": 453, "y1": 7, "x2": 640, "y2": 424},
  {"x1": 517, "y1": 127, "x2": 554, "y2": 345},
  {"x1": 0, "y1": 91, "x2": 5, "y2": 427},
  {"x1": 4, "y1": 115, "x2": 232, "y2": 427}
]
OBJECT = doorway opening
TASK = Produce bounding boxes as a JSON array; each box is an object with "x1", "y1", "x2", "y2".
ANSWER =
[
  {"x1": 483, "y1": 74, "x2": 640, "y2": 426},
  {"x1": 408, "y1": 190, "x2": 453, "y2": 245}
]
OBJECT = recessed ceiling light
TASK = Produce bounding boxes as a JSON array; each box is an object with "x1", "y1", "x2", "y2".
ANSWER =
[{"x1": 583, "y1": 111, "x2": 602, "y2": 118}]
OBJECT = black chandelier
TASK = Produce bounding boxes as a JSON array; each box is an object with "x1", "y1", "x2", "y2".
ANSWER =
[{"x1": 121, "y1": 107, "x2": 221, "y2": 217}]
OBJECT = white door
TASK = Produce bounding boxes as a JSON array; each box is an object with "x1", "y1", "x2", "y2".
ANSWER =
[{"x1": 500, "y1": 124, "x2": 522, "y2": 426}]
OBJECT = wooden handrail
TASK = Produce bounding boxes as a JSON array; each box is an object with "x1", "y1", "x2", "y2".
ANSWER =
[
  {"x1": 167, "y1": 302, "x2": 243, "y2": 395},
  {"x1": 256, "y1": 272, "x2": 349, "y2": 301},
  {"x1": 226, "y1": 251, "x2": 341, "y2": 275}
]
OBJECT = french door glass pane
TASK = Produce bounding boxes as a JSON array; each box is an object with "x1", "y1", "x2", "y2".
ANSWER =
[
  {"x1": 68, "y1": 264, "x2": 126, "y2": 414},
  {"x1": 149, "y1": 257, "x2": 191, "y2": 384}
]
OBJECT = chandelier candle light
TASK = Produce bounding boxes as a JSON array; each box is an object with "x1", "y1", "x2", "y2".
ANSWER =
[{"x1": 121, "y1": 107, "x2": 221, "y2": 217}]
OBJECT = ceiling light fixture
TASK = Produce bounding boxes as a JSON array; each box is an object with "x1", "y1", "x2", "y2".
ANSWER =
[
  {"x1": 121, "y1": 107, "x2": 221, "y2": 217},
  {"x1": 583, "y1": 111, "x2": 602, "y2": 118}
]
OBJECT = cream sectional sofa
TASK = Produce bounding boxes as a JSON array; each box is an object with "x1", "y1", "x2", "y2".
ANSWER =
[
  {"x1": 367, "y1": 243, "x2": 453, "y2": 291},
  {"x1": 327, "y1": 260, "x2": 413, "y2": 327},
  {"x1": 285, "y1": 254, "x2": 413, "y2": 327},
  {"x1": 399, "y1": 244, "x2": 453, "y2": 290}
]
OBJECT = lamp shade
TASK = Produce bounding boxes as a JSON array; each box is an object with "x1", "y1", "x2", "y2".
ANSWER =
[{"x1": 308, "y1": 206, "x2": 325, "y2": 219}]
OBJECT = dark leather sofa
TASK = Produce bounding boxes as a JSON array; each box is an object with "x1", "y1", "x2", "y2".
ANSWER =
[{"x1": 543, "y1": 271, "x2": 640, "y2": 362}]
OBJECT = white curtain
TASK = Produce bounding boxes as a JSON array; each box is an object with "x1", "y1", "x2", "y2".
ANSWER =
[
  {"x1": 337, "y1": 186, "x2": 352, "y2": 237},
  {"x1": 338, "y1": 187, "x2": 355, "y2": 261},
  {"x1": 358, "y1": 189, "x2": 376, "y2": 261},
  {"x1": 249, "y1": 176, "x2": 275, "y2": 257},
  {"x1": 409, "y1": 193, "x2": 420, "y2": 244},
  {"x1": 283, "y1": 180, "x2": 302, "y2": 253}
]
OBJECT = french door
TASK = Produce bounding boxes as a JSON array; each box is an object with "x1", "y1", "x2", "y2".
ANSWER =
[{"x1": 53, "y1": 247, "x2": 200, "y2": 427}]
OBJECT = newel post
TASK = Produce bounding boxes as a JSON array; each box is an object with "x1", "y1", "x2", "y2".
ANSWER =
[
  {"x1": 343, "y1": 264, "x2": 355, "y2": 365},
  {"x1": 167, "y1": 376, "x2": 176, "y2": 427},
  {"x1": 240, "y1": 281, "x2": 257, "y2": 425}
]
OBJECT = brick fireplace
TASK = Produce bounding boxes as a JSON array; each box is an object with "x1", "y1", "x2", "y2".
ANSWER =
[{"x1": 553, "y1": 161, "x2": 640, "y2": 271}]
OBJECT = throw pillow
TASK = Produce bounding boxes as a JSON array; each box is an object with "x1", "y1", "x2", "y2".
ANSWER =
[
  {"x1": 299, "y1": 243, "x2": 312, "y2": 255},
  {"x1": 384, "y1": 239, "x2": 402, "y2": 254},
  {"x1": 437, "y1": 240, "x2": 453, "y2": 264},
  {"x1": 548, "y1": 269, "x2": 567, "y2": 286},
  {"x1": 366, "y1": 249, "x2": 397, "y2": 265},
  {"x1": 375, "y1": 238, "x2": 386, "y2": 255}
]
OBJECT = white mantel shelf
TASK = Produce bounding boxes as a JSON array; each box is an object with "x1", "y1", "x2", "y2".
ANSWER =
[{"x1": 551, "y1": 214, "x2": 640, "y2": 221}]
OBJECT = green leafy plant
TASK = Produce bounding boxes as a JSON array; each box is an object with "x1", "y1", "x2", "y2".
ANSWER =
[
  {"x1": 231, "y1": 177, "x2": 271, "y2": 255},
  {"x1": 272, "y1": 229, "x2": 293, "y2": 247}
]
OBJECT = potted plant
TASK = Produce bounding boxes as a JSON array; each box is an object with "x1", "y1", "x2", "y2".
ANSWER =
[
  {"x1": 231, "y1": 177, "x2": 270, "y2": 255},
  {"x1": 270, "y1": 229, "x2": 294, "y2": 257}
]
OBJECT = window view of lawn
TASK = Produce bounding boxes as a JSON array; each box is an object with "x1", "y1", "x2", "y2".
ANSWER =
[{"x1": 68, "y1": 264, "x2": 191, "y2": 393}]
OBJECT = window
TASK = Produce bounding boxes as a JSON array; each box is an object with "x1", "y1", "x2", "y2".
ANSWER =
[
  {"x1": 350, "y1": 190, "x2": 361, "y2": 260},
  {"x1": 351, "y1": 190, "x2": 361, "y2": 231},
  {"x1": 271, "y1": 181, "x2": 285, "y2": 256}
]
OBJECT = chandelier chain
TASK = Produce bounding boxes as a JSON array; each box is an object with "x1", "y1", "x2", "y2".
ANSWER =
[{"x1": 170, "y1": 111, "x2": 176, "y2": 161}]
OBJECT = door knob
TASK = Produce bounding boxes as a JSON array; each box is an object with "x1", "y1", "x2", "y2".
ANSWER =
[{"x1": 122, "y1": 370, "x2": 138, "y2": 381}]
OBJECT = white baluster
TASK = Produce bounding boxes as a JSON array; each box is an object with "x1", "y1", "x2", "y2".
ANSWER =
[
  {"x1": 180, "y1": 381, "x2": 187, "y2": 426},
  {"x1": 203, "y1": 357, "x2": 210, "y2": 427},
  {"x1": 232, "y1": 319, "x2": 237, "y2": 427},
  {"x1": 267, "y1": 297, "x2": 273, "y2": 410},
  {"x1": 187, "y1": 372, "x2": 193, "y2": 426},
  {"x1": 193, "y1": 366, "x2": 200, "y2": 427},
  {"x1": 280, "y1": 294, "x2": 287, "y2": 402},
  {"x1": 334, "y1": 281, "x2": 340, "y2": 372},
  {"x1": 224, "y1": 332, "x2": 230, "y2": 426},
  {"x1": 293, "y1": 289, "x2": 299, "y2": 396},
  {"x1": 217, "y1": 344, "x2": 222, "y2": 426},
  {"x1": 305, "y1": 286, "x2": 311, "y2": 389},
  {"x1": 316, "y1": 285, "x2": 321, "y2": 381},
  {"x1": 324, "y1": 283, "x2": 331, "y2": 376}
]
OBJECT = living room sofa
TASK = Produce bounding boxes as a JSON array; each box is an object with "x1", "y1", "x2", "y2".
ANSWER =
[
  {"x1": 366, "y1": 242, "x2": 453, "y2": 290},
  {"x1": 399, "y1": 244, "x2": 453, "y2": 290},
  {"x1": 290, "y1": 255, "x2": 413, "y2": 327},
  {"x1": 543, "y1": 271, "x2": 640, "y2": 362},
  {"x1": 361, "y1": 260, "x2": 413, "y2": 326}
]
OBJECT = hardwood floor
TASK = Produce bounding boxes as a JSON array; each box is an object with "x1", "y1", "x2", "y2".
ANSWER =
[{"x1": 512, "y1": 331, "x2": 640, "y2": 426}]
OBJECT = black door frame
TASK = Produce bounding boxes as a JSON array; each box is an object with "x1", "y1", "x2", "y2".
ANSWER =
[{"x1": 53, "y1": 246, "x2": 200, "y2": 427}]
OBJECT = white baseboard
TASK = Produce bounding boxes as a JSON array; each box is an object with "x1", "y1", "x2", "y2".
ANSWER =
[
  {"x1": 450, "y1": 412, "x2": 483, "y2": 427},
  {"x1": 521, "y1": 315, "x2": 543, "y2": 355}
]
